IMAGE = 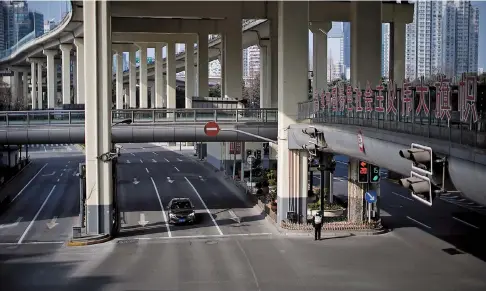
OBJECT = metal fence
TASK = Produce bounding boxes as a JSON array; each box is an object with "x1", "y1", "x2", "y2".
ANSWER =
[
  {"x1": 298, "y1": 86, "x2": 486, "y2": 149},
  {"x1": 0, "y1": 108, "x2": 278, "y2": 126}
]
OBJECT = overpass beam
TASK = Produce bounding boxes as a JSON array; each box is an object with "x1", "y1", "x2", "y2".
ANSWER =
[
  {"x1": 166, "y1": 41, "x2": 176, "y2": 109},
  {"x1": 276, "y1": 1, "x2": 309, "y2": 224},
  {"x1": 128, "y1": 46, "x2": 137, "y2": 108},
  {"x1": 74, "y1": 38, "x2": 85, "y2": 104},
  {"x1": 185, "y1": 42, "x2": 195, "y2": 108},
  {"x1": 197, "y1": 33, "x2": 209, "y2": 97},
  {"x1": 60, "y1": 44, "x2": 72, "y2": 105},
  {"x1": 350, "y1": 1, "x2": 382, "y2": 87},
  {"x1": 43, "y1": 50, "x2": 57, "y2": 109},
  {"x1": 138, "y1": 44, "x2": 148, "y2": 108},
  {"x1": 310, "y1": 22, "x2": 331, "y2": 97},
  {"x1": 155, "y1": 43, "x2": 164, "y2": 108},
  {"x1": 29, "y1": 60, "x2": 37, "y2": 109},
  {"x1": 115, "y1": 52, "x2": 124, "y2": 109},
  {"x1": 223, "y1": 18, "x2": 242, "y2": 99},
  {"x1": 83, "y1": 0, "x2": 113, "y2": 236}
]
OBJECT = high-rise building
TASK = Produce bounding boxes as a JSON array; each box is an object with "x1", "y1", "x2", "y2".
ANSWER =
[
  {"x1": 405, "y1": 0, "x2": 479, "y2": 80},
  {"x1": 0, "y1": 2, "x2": 6, "y2": 51},
  {"x1": 327, "y1": 22, "x2": 344, "y2": 81},
  {"x1": 44, "y1": 19, "x2": 56, "y2": 33},
  {"x1": 4, "y1": 0, "x2": 31, "y2": 48},
  {"x1": 246, "y1": 45, "x2": 260, "y2": 78},
  {"x1": 382, "y1": 23, "x2": 390, "y2": 78},
  {"x1": 342, "y1": 22, "x2": 351, "y2": 73},
  {"x1": 29, "y1": 11, "x2": 44, "y2": 37}
]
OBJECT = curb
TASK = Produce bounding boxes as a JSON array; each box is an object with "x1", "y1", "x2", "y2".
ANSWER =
[
  {"x1": 279, "y1": 227, "x2": 389, "y2": 237},
  {"x1": 66, "y1": 234, "x2": 112, "y2": 247}
]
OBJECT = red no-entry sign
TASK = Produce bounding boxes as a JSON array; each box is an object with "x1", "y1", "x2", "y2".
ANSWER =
[{"x1": 204, "y1": 121, "x2": 220, "y2": 137}]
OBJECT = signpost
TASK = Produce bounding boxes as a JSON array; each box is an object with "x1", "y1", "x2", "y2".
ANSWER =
[
  {"x1": 357, "y1": 130, "x2": 364, "y2": 153},
  {"x1": 365, "y1": 190, "x2": 377, "y2": 223},
  {"x1": 204, "y1": 121, "x2": 220, "y2": 137}
]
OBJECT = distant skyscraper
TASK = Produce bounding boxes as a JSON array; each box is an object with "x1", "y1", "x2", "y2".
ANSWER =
[
  {"x1": 44, "y1": 19, "x2": 56, "y2": 33},
  {"x1": 246, "y1": 45, "x2": 260, "y2": 78},
  {"x1": 29, "y1": 11, "x2": 44, "y2": 37},
  {"x1": 327, "y1": 22, "x2": 344, "y2": 81},
  {"x1": 342, "y1": 22, "x2": 351, "y2": 75},
  {"x1": 382, "y1": 23, "x2": 390, "y2": 78},
  {"x1": 405, "y1": 0, "x2": 479, "y2": 80},
  {"x1": 4, "y1": 0, "x2": 31, "y2": 48}
]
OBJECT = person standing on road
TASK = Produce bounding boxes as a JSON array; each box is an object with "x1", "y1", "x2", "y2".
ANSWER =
[{"x1": 312, "y1": 211, "x2": 323, "y2": 240}]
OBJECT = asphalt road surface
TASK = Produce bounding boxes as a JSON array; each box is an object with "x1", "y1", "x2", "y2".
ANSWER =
[{"x1": 1, "y1": 145, "x2": 486, "y2": 290}]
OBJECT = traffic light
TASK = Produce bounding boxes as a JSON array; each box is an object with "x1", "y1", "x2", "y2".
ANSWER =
[
  {"x1": 263, "y1": 143, "x2": 269, "y2": 156},
  {"x1": 399, "y1": 171, "x2": 440, "y2": 207},
  {"x1": 398, "y1": 143, "x2": 434, "y2": 175},
  {"x1": 358, "y1": 160, "x2": 369, "y2": 183},
  {"x1": 369, "y1": 164, "x2": 380, "y2": 183},
  {"x1": 302, "y1": 126, "x2": 324, "y2": 150}
]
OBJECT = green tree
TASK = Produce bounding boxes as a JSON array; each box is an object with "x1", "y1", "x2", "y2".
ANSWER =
[
  {"x1": 209, "y1": 84, "x2": 221, "y2": 97},
  {"x1": 479, "y1": 73, "x2": 486, "y2": 84}
]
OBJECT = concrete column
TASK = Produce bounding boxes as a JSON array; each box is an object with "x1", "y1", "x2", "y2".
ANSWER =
[
  {"x1": 74, "y1": 38, "x2": 85, "y2": 104},
  {"x1": 259, "y1": 42, "x2": 271, "y2": 108},
  {"x1": 22, "y1": 72, "x2": 29, "y2": 108},
  {"x1": 219, "y1": 37, "x2": 225, "y2": 98},
  {"x1": 392, "y1": 22, "x2": 406, "y2": 83},
  {"x1": 11, "y1": 70, "x2": 20, "y2": 106},
  {"x1": 185, "y1": 41, "x2": 195, "y2": 108},
  {"x1": 128, "y1": 46, "x2": 137, "y2": 108},
  {"x1": 43, "y1": 49, "x2": 57, "y2": 109},
  {"x1": 347, "y1": 158, "x2": 365, "y2": 224},
  {"x1": 149, "y1": 83, "x2": 155, "y2": 108},
  {"x1": 223, "y1": 19, "x2": 242, "y2": 99},
  {"x1": 166, "y1": 41, "x2": 176, "y2": 108},
  {"x1": 310, "y1": 22, "x2": 331, "y2": 97},
  {"x1": 197, "y1": 33, "x2": 209, "y2": 97},
  {"x1": 154, "y1": 43, "x2": 164, "y2": 108},
  {"x1": 84, "y1": 0, "x2": 113, "y2": 235},
  {"x1": 351, "y1": 1, "x2": 382, "y2": 87},
  {"x1": 298, "y1": 150, "x2": 308, "y2": 222},
  {"x1": 269, "y1": 6, "x2": 278, "y2": 108},
  {"x1": 115, "y1": 52, "x2": 123, "y2": 109},
  {"x1": 55, "y1": 59, "x2": 61, "y2": 102},
  {"x1": 138, "y1": 44, "x2": 148, "y2": 108},
  {"x1": 72, "y1": 55, "x2": 77, "y2": 100},
  {"x1": 37, "y1": 61, "x2": 43, "y2": 109},
  {"x1": 276, "y1": 1, "x2": 309, "y2": 224},
  {"x1": 60, "y1": 44, "x2": 72, "y2": 105},
  {"x1": 30, "y1": 61, "x2": 37, "y2": 109}
]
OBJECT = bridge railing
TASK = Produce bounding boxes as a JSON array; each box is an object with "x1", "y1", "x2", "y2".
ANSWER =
[
  {"x1": 298, "y1": 100, "x2": 486, "y2": 149},
  {"x1": 0, "y1": 108, "x2": 277, "y2": 126}
]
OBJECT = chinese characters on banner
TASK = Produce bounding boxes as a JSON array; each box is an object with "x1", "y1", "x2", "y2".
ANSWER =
[{"x1": 312, "y1": 76, "x2": 480, "y2": 123}]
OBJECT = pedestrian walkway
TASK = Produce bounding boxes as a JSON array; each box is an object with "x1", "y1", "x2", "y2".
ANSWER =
[{"x1": 21, "y1": 144, "x2": 79, "y2": 152}]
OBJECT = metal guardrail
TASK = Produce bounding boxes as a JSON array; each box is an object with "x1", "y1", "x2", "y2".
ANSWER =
[
  {"x1": 298, "y1": 99, "x2": 486, "y2": 149},
  {"x1": 0, "y1": 108, "x2": 278, "y2": 126}
]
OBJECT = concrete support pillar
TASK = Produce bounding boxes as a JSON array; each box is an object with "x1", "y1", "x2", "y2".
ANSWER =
[
  {"x1": 259, "y1": 43, "x2": 270, "y2": 108},
  {"x1": 219, "y1": 39, "x2": 225, "y2": 98},
  {"x1": 84, "y1": 0, "x2": 113, "y2": 235},
  {"x1": 197, "y1": 33, "x2": 209, "y2": 97},
  {"x1": 37, "y1": 61, "x2": 43, "y2": 109},
  {"x1": 30, "y1": 61, "x2": 37, "y2": 109},
  {"x1": 269, "y1": 7, "x2": 278, "y2": 108},
  {"x1": 347, "y1": 158, "x2": 365, "y2": 223},
  {"x1": 74, "y1": 38, "x2": 85, "y2": 104},
  {"x1": 391, "y1": 22, "x2": 406, "y2": 83},
  {"x1": 115, "y1": 52, "x2": 124, "y2": 109},
  {"x1": 149, "y1": 83, "x2": 155, "y2": 108},
  {"x1": 185, "y1": 42, "x2": 195, "y2": 108},
  {"x1": 11, "y1": 70, "x2": 20, "y2": 106},
  {"x1": 351, "y1": 1, "x2": 382, "y2": 87},
  {"x1": 55, "y1": 59, "x2": 61, "y2": 102},
  {"x1": 72, "y1": 55, "x2": 77, "y2": 101},
  {"x1": 310, "y1": 22, "x2": 331, "y2": 97},
  {"x1": 154, "y1": 43, "x2": 164, "y2": 108},
  {"x1": 298, "y1": 150, "x2": 309, "y2": 222},
  {"x1": 22, "y1": 72, "x2": 28, "y2": 108},
  {"x1": 223, "y1": 19, "x2": 242, "y2": 99},
  {"x1": 276, "y1": 0, "x2": 309, "y2": 224},
  {"x1": 43, "y1": 49, "x2": 57, "y2": 109},
  {"x1": 138, "y1": 44, "x2": 148, "y2": 108},
  {"x1": 128, "y1": 46, "x2": 137, "y2": 108},
  {"x1": 60, "y1": 44, "x2": 72, "y2": 105},
  {"x1": 166, "y1": 41, "x2": 176, "y2": 108}
]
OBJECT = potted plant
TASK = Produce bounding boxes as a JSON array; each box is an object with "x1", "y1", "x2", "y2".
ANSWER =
[
  {"x1": 267, "y1": 170, "x2": 277, "y2": 192},
  {"x1": 323, "y1": 203, "x2": 345, "y2": 217}
]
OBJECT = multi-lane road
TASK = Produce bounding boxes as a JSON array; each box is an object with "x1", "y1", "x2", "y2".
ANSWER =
[{"x1": 0, "y1": 145, "x2": 486, "y2": 290}]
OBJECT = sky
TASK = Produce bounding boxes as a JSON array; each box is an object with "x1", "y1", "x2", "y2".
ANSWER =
[{"x1": 24, "y1": 0, "x2": 486, "y2": 70}]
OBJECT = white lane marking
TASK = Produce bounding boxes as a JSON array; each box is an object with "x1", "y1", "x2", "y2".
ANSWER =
[
  {"x1": 152, "y1": 159, "x2": 157, "y2": 163},
  {"x1": 149, "y1": 177, "x2": 172, "y2": 238},
  {"x1": 118, "y1": 233, "x2": 273, "y2": 241},
  {"x1": 406, "y1": 216, "x2": 431, "y2": 229},
  {"x1": 145, "y1": 168, "x2": 150, "y2": 174},
  {"x1": 130, "y1": 153, "x2": 135, "y2": 156},
  {"x1": 0, "y1": 241, "x2": 65, "y2": 245},
  {"x1": 228, "y1": 210, "x2": 241, "y2": 224},
  {"x1": 43, "y1": 146, "x2": 47, "y2": 152},
  {"x1": 42, "y1": 171, "x2": 56, "y2": 177},
  {"x1": 184, "y1": 177, "x2": 223, "y2": 236},
  {"x1": 452, "y1": 217, "x2": 479, "y2": 229},
  {"x1": 57, "y1": 179, "x2": 60, "y2": 182},
  {"x1": 18, "y1": 185, "x2": 57, "y2": 244},
  {"x1": 140, "y1": 159, "x2": 144, "y2": 164},
  {"x1": 60, "y1": 173, "x2": 64, "y2": 177},
  {"x1": 176, "y1": 158, "x2": 182, "y2": 162},
  {"x1": 11, "y1": 163, "x2": 48, "y2": 203},
  {"x1": 126, "y1": 160, "x2": 131, "y2": 164},
  {"x1": 392, "y1": 191, "x2": 413, "y2": 201},
  {"x1": 152, "y1": 152, "x2": 158, "y2": 156},
  {"x1": 336, "y1": 160, "x2": 347, "y2": 165},
  {"x1": 174, "y1": 166, "x2": 180, "y2": 172},
  {"x1": 0, "y1": 217, "x2": 23, "y2": 229},
  {"x1": 164, "y1": 158, "x2": 170, "y2": 162}
]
